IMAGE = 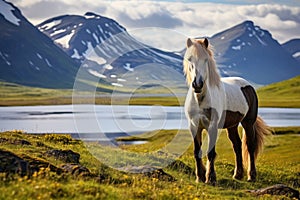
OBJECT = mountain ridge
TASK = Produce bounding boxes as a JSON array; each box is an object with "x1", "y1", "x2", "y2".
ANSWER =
[
  {"x1": 37, "y1": 12, "x2": 185, "y2": 89},
  {"x1": 1, "y1": 0, "x2": 299, "y2": 89},
  {"x1": 0, "y1": 0, "x2": 79, "y2": 88},
  {"x1": 209, "y1": 20, "x2": 300, "y2": 84}
]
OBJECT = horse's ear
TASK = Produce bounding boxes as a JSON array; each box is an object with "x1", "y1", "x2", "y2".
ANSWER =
[
  {"x1": 187, "y1": 38, "x2": 193, "y2": 48},
  {"x1": 204, "y1": 38, "x2": 209, "y2": 48}
]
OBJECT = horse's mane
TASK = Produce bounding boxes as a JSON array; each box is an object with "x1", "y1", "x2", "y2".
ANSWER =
[{"x1": 183, "y1": 39, "x2": 221, "y2": 88}]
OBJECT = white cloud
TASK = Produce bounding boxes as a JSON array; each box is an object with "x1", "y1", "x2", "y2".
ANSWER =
[{"x1": 10, "y1": 0, "x2": 300, "y2": 48}]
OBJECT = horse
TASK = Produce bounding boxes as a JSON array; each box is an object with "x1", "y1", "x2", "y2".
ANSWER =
[{"x1": 183, "y1": 38, "x2": 271, "y2": 185}]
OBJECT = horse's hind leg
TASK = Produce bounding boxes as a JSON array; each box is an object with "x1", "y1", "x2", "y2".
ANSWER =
[
  {"x1": 241, "y1": 120, "x2": 256, "y2": 182},
  {"x1": 192, "y1": 126, "x2": 206, "y2": 183},
  {"x1": 227, "y1": 125, "x2": 244, "y2": 180}
]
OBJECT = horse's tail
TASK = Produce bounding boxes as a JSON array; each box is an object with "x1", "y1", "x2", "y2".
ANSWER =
[{"x1": 242, "y1": 116, "x2": 272, "y2": 168}]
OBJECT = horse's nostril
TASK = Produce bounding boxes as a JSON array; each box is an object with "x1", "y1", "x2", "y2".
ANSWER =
[
  {"x1": 192, "y1": 80, "x2": 197, "y2": 88},
  {"x1": 192, "y1": 78, "x2": 203, "y2": 90},
  {"x1": 199, "y1": 80, "x2": 204, "y2": 88}
]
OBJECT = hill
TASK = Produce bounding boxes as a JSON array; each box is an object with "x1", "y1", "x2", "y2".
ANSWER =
[
  {"x1": 37, "y1": 12, "x2": 185, "y2": 90},
  {"x1": 282, "y1": 39, "x2": 300, "y2": 63},
  {"x1": 210, "y1": 21, "x2": 300, "y2": 85},
  {"x1": 0, "y1": 0, "x2": 79, "y2": 88},
  {"x1": 257, "y1": 75, "x2": 300, "y2": 108}
]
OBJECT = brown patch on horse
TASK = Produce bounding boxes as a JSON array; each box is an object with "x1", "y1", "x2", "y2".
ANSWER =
[
  {"x1": 241, "y1": 85, "x2": 258, "y2": 121},
  {"x1": 199, "y1": 108, "x2": 244, "y2": 129},
  {"x1": 220, "y1": 110, "x2": 244, "y2": 129}
]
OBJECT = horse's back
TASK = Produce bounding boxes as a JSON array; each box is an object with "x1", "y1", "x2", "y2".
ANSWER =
[
  {"x1": 221, "y1": 77, "x2": 254, "y2": 115},
  {"x1": 221, "y1": 77, "x2": 252, "y2": 88}
]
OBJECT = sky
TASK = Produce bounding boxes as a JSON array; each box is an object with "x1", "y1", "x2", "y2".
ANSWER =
[{"x1": 9, "y1": 0, "x2": 300, "y2": 51}]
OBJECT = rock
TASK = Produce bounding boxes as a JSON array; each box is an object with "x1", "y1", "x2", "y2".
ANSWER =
[
  {"x1": 21, "y1": 154, "x2": 62, "y2": 174},
  {"x1": 144, "y1": 168, "x2": 176, "y2": 182},
  {"x1": 0, "y1": 150, "x2": 30, "y2": 176},
  {"x1": 60, "y1": 164, "x2": 90, "y2": 176},
  {"x1": 247, "y1": 184, "x2": 300, "y2": 199},
  {"x1": 118, "y1": 165, "x2": 175, "y2": 181},
  {"x1": 167, "y1": 160, "x2": 193, "y2": 175},
  {"x1": 45, "y1": 149, "x2": 80, "y2": 163},
  {"x1": 0, "y1": 149, "x2": 62, "y2": 176},
  {"x1": 0, "y1": 138, "x2": 31, "y2": 145}
]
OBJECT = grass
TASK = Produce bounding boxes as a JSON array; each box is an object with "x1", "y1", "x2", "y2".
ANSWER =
[
  {"x1": 1, "y1": 74, "x2": 300, "y2": 107},
  {"x1": 0, "y1": 127, "x2": 299, "y2": 199},
  {"x1": 0, "y1": 81, "x2": 186, "y2": 106},
  {"x1": 257, "y1": 75, "x2": 300, "y2": 108}
]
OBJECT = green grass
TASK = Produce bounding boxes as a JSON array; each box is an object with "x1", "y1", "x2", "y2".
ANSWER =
[
  {"x1": 257, "y1": 75, "x2": 300, "y2": 108},
  {"x1": 0, "y1": 81, "x2": 186, "y2": 106},
  {"x1": 0, "y1": 128, "x2": 299, "y2": 199},
  {"x1": 1, "y1": 74, "x2": 300, "y2": 107}
]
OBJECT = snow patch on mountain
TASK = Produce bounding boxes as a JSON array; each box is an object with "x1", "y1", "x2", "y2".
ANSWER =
[
  {"x1": 87, "y1": 69, "x2": 106, "y2": 78},
  {"x1": 124, "y1": 63, "x2": 134, "y2": 72},
  {"x1": 55, "y1": 29, "x2": 76, "y2": 49},
  {"x1": 0, "y1": 0, "x2": 20, "y2": 26},
  {"x1": 111, "y1": 83, "x2": 123, "y2": 87},
  {"x1": 246, "y1": 23, "x2": 267, "y2": 46},
  {"x1": 0, "y1": 51, "x2": 11, "y2": 66},
  {"x1": 293, "y1": 52, "x2": 300, "y2": 58}
]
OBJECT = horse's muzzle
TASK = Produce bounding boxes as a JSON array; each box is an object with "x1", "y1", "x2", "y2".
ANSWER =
[{"x1": 192, "y1": 78, "x2": 204, "y2": 93}]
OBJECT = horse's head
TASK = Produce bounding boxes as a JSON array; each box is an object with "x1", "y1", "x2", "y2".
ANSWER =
[
  {"x1": 184, "y1": 38, "x2": 220, "y2": 93},
  {"x1": 184, "y1": 38, "x2": 210, "y2": 93}
]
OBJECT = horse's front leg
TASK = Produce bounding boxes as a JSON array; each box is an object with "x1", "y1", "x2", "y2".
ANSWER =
[
  {"x1": 206, "y1": 122, "x2": 218, "y2": 186},
  {"x1": 190, "y1": 123, "x2": 206, "y2": 183}
]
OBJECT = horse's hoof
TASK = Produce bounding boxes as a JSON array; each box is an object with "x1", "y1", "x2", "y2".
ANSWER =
[
  {"x1": 205, "y1": 176, "x2": 217, "y2": 186},
  {"x1": 247, "y1": 171, "x2": 256, "y2": 182},
  {"x1": 196, "y1": 177, "x2": 205, "y2": 183},
  {"x1": 233, "y1": 173, "x2": 244, "y2": 180},
  {"x1": 247, "y1": 178, "x2": 256, "y2": 182},
  {"x1": 233, "y1": 168, "x2": 244, "y2": 180},
  {"x1": 205, "y1": 180, "x2": 216, "y2": 186}
]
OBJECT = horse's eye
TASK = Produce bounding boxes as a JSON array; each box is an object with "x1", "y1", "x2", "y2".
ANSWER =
[{"x1": 190, "y1": 63, "x2": 194, "y2": 70}]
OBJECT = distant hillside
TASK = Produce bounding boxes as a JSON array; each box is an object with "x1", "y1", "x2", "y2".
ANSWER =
[
  {"x1": 37, "y1": 12, "x2": 185, "y2": 89},
  {"x1": 210, "y1": 21, "x2": 300, "y2": 85},
  {"x1": 282, "y1": 39, "x2": 300, "y2": 63},
  {"x1": 0, "y1": 0, "x2": 79, "y2": 88},
  {"x1": 257, "y1": 75, "x2": 300, "y2": 108}
]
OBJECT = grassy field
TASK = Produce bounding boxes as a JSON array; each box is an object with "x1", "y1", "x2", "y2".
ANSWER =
[
  {"x1": 256, "y1": 75, "x2": 300, "y2": 108},
  {"x1": 1, "y1": 75, "x2": 300, "y2": 107},
  {"x1": 0, "y1": 127, "x2": 299, "y2": 199}
]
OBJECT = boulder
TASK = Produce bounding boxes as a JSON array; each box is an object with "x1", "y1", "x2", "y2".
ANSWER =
[
  {"x1": 247, "y1": 184, "x2": 299, "y2": 199},
  {"x1": 45, "y1": 149, "x2": 80, "y2": 163}
]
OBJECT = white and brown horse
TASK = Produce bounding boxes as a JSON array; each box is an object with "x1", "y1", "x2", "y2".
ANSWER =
[{"x1": 183, "y1": 38, "x2": 271, "y2": 185}]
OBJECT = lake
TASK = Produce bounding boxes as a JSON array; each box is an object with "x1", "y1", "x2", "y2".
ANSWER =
[{"x1": 0, "y1": 105, "x2": 299, "y2": 141}]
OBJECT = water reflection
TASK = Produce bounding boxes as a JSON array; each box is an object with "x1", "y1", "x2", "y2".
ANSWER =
[{"x1": 0, "y1": 105, "x2": 299, "y2": 136}]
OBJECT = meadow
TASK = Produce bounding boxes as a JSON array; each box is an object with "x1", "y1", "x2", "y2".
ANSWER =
[
  {"x1": 1, "y1": 75, "x2": 300, "y2": 107},
  {"x1": 0, "y1": 76, "x2": 299, "y2": 199},
  {"x1": 0, "y1": 127, "x2": 299, "y2": 199}
]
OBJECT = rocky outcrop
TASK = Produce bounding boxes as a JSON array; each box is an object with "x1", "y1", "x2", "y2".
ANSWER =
[
  {"x1": 45, "y1": 149, "x2": 80, "y2": 163},
  {"x1": 118, "y1": 165, "x2": 175, "y2": 181},
  {"x1": 247, "y1": 184, "x2": 300, "y2": 199},
  {"x1": 60, "y1": 163, "x2": 90, "y2": 176},
  {"x1": 0, "y1": 149, "x2": 62, "y2": 176}
]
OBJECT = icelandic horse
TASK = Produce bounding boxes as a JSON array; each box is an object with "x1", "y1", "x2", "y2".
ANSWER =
[{"x1": 183, "y1": 38, "x2": 271, "y2": 185}]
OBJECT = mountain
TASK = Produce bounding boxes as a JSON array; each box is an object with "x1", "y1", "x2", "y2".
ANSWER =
[
  {"x1": 209, "y1": 21, "x2": 300, "y2": 85},
  {"x1": 282, "y1": 39, "x2": 300, "y2": 63},
  {"x1": 37, "y1": 12, "x2": 184, "y2": 89},
  {"x1": 0, "y1": 0, "x2": 79, "y2": 88}
]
